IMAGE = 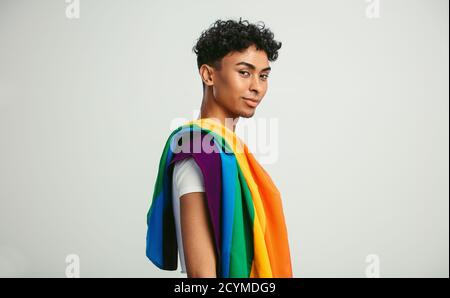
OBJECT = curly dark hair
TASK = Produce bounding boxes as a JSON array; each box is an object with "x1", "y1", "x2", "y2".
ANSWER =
[{"x1": 192, "y1": 18, "x2": 282, "y2": 70}]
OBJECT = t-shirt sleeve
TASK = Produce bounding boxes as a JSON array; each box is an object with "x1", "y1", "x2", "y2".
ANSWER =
[{"x1": 173, "y1": 157, "x2": 205, "y2": 198}]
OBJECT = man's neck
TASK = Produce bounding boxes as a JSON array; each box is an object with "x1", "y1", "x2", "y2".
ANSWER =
[
  {"x1": 198, "y1": 96, "x2": 239, "y2": 132},
  {"x1": 198, "y1": 114, "x2": 239, "y2": 132}
]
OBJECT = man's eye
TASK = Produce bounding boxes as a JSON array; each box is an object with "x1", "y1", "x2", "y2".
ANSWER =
[
  {"x1": 260, "y1": 74, "x2": 270, "y2": 80},
  {"x1": 239, "y1": 70, "x2": 251, "y2": 77}
]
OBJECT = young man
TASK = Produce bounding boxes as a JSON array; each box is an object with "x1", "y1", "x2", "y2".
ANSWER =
[{"x1": 146, "y1": 18, "x2": 292, "y2": 278}]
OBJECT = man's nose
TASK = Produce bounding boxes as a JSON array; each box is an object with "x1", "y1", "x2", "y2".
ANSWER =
[{"x1": 249, "y1": 75, "x2": 262, "y2": 94}]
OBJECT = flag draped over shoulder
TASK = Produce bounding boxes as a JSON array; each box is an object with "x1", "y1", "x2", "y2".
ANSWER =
[{"x1": 146, "y1": 118, "x2": 293, "y2": 278}]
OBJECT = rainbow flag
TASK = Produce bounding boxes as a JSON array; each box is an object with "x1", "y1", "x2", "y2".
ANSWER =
[{"x1": 146, "y1": 118, "x2": 292, "y2": 277}]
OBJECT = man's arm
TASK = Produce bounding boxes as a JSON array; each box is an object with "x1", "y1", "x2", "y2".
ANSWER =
[{"x1": 180, "y1": 192, "x2": 217, "y2": 278}]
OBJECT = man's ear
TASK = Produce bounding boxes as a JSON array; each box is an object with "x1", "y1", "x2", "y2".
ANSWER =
[{"x1": 199, "y1": 64, "x2": 215, "y2": 87}]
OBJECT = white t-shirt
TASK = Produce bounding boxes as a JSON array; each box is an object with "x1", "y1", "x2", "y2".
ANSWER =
[{"x1": 172, "y1": 157, "x2": 205, "y2": 274}]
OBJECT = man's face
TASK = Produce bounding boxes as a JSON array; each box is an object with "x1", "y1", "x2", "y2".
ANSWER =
[{"x1": 210, "y1": 44, "x2": 271, "y2": 118}]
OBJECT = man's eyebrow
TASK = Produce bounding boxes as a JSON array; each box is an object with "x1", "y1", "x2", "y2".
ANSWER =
[{"x1": 236, "y1": 61, "x2": 271, "y2": 72}]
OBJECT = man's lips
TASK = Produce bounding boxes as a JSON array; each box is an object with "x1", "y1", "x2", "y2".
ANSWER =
[{"x1": 242, "y1": 97, "x2": 260, "y2": 108}]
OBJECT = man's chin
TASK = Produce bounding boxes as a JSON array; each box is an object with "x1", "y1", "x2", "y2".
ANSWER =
[
  {"x1": 239, "y1": 110, "x2": 255, "y2": 118},
  {"x1": 239, "y1": 109, "x2": 256, "y2": 118}
]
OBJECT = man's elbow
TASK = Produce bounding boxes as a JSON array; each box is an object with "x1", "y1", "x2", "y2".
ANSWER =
[{"x1": 188, "y1": 268, "x2": 217, "y2": 278}]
